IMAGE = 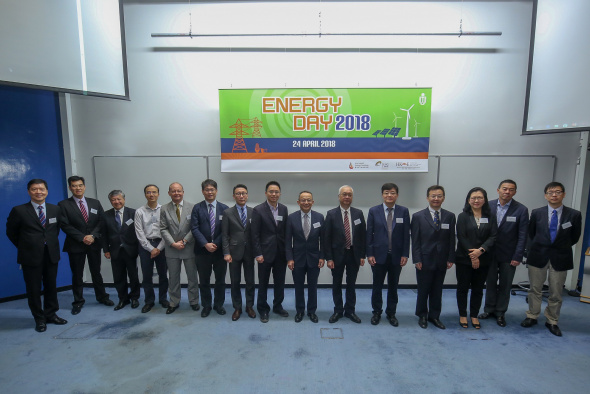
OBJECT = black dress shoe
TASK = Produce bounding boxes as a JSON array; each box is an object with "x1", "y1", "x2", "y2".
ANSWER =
[
  {"x1": 71, "y1": 305, "x2": 82, "y2": 315},
  {"x1": 46, "y1": 315, "x2": 68, "y2": 325},
  {"x1": 497, "y1": 316, "x2": 507, "y2": 327},
  {"x1": 141, "y1": 303, "x2": 154, "y2": 313},
  {"x1": 160, "y1": 300, "x2": 170, "y2": 308},
  {"x1": 166, "y1": 305, "x2": 179, "y2": 314},
  {"x1": 294, "y1": 312, "x2": 304, "y2": 323},
  {"x1": 213, "y1": 306, "x2": 226, "y2": 315},
  {"x1": 260, "y1": 313, "x2": 269, "y2": 323},
  {"x1": 345, "y1": 312, "x2": 362, "y2": 324},
  {"x1": 35, "y1": 322, "x2": 47, "y2": 333},
  {"x1": 100, "y1": 299, "x2": 115, "y2": 307},
  {"x1": 191, "y1": 304, "x2": 201, "y2": 311},
  {"x1": 418, "y1": 316, "x2": 428, "y2": 329},
  {"x1": 387, "y1": 314, "x2": 399, "y2": 327},
  {"x1": 521, "y1": 317, "x2": 538, "y2": 328},
  {"x1": 428, "y1": 318, "x2": 446, "y2": 330},
  {"x1": 201, "y1": 307, "x2": 212, "y2": 318},
  {"x1": 308, "y1": 313, "x2": 319, "y2": 323},
  {"x1": 273, "y1": 308, "x2": 289, "y2": 317},
  {"x1": 478, "y1": 312, "x2": 494, "y2": 319},
  {"x1": 329, "y1": 312, "x2": 343, "y2": 323},
  {"x1": 131, "y1": 299, "x2": 140, "y2": 309},
  {"x1": 371, "y1": 313, "x2": 381, "y2": 325},
  {"x1": 114, "y1": 300, "x2": 130, "y2": 311},
  {"x1": 545, "y1": 322, "x2": 562, "y2": 337}
]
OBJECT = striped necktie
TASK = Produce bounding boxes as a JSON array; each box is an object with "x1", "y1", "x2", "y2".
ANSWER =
[
  {"x1": 79, "y1": 200, "x2": 89, "y2": 223},
  {"x1": 38, "y1": 205, "x2": 46, "y2": 227}
]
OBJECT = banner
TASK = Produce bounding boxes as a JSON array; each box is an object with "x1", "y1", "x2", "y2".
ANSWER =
[{"x1": 219, "y1": 88, "x2": 431, "y2": 172}]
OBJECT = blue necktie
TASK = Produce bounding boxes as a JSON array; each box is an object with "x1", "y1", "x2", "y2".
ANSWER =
[
  {"x1": 549, "y1": 210, "x2": 558, "y2": 242},
  {"x1": 433, "y1": 210, "x2": 440, "y2": 230},
  {"x1": 240, "y1": 207, "x2": 247, "y2": 227},
  {"x1": 209, "y1": 204, "x2": 215, "y2": 235},
  {"x1": 38, "y1": 206, "x2": 46, "y2": 227},
  {"x1": 115, "y1": 210, "x2": 122, "y2": 230}
]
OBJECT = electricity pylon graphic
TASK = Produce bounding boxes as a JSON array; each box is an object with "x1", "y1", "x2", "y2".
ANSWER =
[
  {"x1": 250, "y1": 117, "x2": 263, "y2": 138},
  {"x1": 230, "y1": 119, "x2": 250, "y2": 153}
]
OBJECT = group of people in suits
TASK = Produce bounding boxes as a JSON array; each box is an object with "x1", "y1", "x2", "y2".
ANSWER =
[{"x1": 5, "y1": 176, "x2": 582, "y2": 337}]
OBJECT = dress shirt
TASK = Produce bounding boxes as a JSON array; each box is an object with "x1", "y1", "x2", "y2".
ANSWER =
[
  {"x1": 135, "y1": 203, "x2": 164, "y2": 252},
  {"x1": 383, "y1": 203, "x2": 396, "y2": 223},
  {"x1": 547, "y1": 204, "x2": 564, "y2": 227},
  {"x1": 267, "y1": 201, "x2": 279, "y2": 224},
  {"x1": 300, "y1": 210, "x2": 312, "y2": 227},
  {"x1": 73, "y1": 196, "x2": 89, "y2": 217},
  {"x1": 116, "y1": 206, "x2": 125, "y2": 219},
  {"x1": 30, "y1": 201, "x2": 47, "y2": 213},
  {"x1": 340, "y1": 206, "x2": 353, "y2": 239},
  {"x1": 428, "y1": 206, "x2": 440, "y2": 221},
  {"x1": 175, "y1": 200, "x2": 184, "y2": 217},
  {"x1": 496, "y1": 199, "x2": 512, "y2": 225}
]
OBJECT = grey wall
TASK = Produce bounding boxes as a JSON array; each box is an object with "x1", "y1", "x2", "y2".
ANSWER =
[{"x1": 63, "y1": 0, "x2": 584, "y2": 286}]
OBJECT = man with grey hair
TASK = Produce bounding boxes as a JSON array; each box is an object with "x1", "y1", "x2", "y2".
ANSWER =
[
  {"x1": 102, "y1": 190, "x2": 140, "y2": 310},
  {"x1": 160, "y1": 182, "x2": 199, "y2": 314},
  {"x1": 324, "y1": 185, "x2": 366, "y2": 324}
]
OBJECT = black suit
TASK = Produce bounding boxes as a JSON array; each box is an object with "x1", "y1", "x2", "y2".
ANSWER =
[
  {"x1": 455, "y1": 211, "x2": 497, "y2": 318},
  {"x1": 251, "y1": 201, "x2": 288, "y2": 314},
  {"x1": 411, "y1": 208, "x2": 456, "y2": 320},
  {"x1": 191, "y1": 200, "x2": 229, "y2": 310},
  {"x1": 102, "y1": 207, "x2": 140, "y2": 303},
  {"x1": 324, "y1": 206, "x2": 366, "y2": 314},
  {"x1": 58, "y1": 196, "x2": 109, "y2": 306},
  {"x1": 6, "y1": 202, "x2": 62, "y2": 323}
]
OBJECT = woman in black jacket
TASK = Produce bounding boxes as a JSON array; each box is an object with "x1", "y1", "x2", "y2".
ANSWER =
[{"x1": 456, "y1": 187, "x2": 497, "y2": 329}]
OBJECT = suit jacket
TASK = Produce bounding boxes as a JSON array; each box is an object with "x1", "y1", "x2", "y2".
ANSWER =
[
  {"x1": 6, "y1": 202, "x2": 62, "y2": 266},
  {"x1": 102, "y1": 206, "x2": 139, "y2": 260},
  {"x1": 411, "y1": 208, "x2": 456, "y2": 271},
  {"x1": 58, "y1": 196, "x2": 104, "y2": 252},
  {"x1": 366, "y1": 204, "x2": 410, "y2": 265},
  {"x1": 456, "y1": 211, "x2": 497, "y2": 266},
  {"x1": 222, "y1": 205, "x2": 253, "y2": 261},
  {"x1": 160, "y1": 200, "x2": 195, "y2": 259},
  {"x1": 191, "y1": 200, "x2": 229, "y2": 256},
  {"x1": 324, "y1": 206, "x2": 366, "y2": 265},
  {"x1": 489, "y1": 198, "x2": 529, "y2": 263},
  {"x1": 285, "y1": 210, "x2": 325, "y2": 268},
  {"x1": 526, "y1": 205, "x2": 582, "y2": 271},
  {"x1": 251, "y1": 201, "x2": 288, "y2": 263}
]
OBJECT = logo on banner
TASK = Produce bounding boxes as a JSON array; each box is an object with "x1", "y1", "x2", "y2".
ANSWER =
[{"x1": 419, "y1": 93, "x2": 427, "y2": 105}]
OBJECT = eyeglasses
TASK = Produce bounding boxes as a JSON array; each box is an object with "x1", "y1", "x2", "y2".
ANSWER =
[
  {"x1": 267, "y1": 190, "x2": 280, "y2": 195},
  {"x1": 299, "y1": 199, "x2": 313, "y2": 203},
  {"x1": 545, "y1": 190, "x2": 563, "y2": 196},
  {"x1": 203, "y1": 188, "x2": 216, "y2": 193},
  {"x1": 383, "y1": 191, "x2": 398, "y2": 196},
  {"x1": 469, "y1": 196, "x2": 485, "y2": 201},
  {"x1": 234, "y1": 192, "x2": 248, "y2": 196},
  {"x1": 145, "y1": 191, "x2": 158, "y2": 195},
  {"x1": 429, "y1": 195, "x2": 444, "y2": 199},
  {"x1": 340, "y1": 193, "x2": 353, "y2": 197}
]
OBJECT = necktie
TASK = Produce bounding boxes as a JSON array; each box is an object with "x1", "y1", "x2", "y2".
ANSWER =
[
  {"x1": 38, "y1": 205, "x2": 46, "y2": 227},
  {"x1": 209, "y1": 204, "x2": 215, "y2": 236},
  {"x1": 303, "y1": 213, "x2": 310, "y2": 240},
  {"x1": 496, "y1": 204, "x2": 504, "y2": 226},
  {"x1": 549, "y1": 209, "x2": 558, "y2": 242},
  {"x1": 387, "y1": 208, "x2": 393, "y2": 251},
  {"x1": 176, "y1": 204, "x2": 181, "y2": 222},
  {"x1": 79, "y1": 200, "x2": 89, "y2": 223},
  {"x1": 271, "y1": 205, "x2": 278, "y2": 225},
  {"x1": 240, "y1": 206, "x2": 247, "y2": 227},
  {"x1": 344, "y1": 210, "x2": 352, "y2": 249},
  {"x1": 115, "y1": 210, "x2": 122, "y2": 230},
  {"x1": 433, "y1": 210, "x2": 440, "y2": 230}
]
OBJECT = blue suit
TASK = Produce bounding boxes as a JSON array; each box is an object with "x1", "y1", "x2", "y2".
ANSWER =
[
  {"x1": 286, "y1": 210, "x2": 324, "y2": 314},
  {"x1": 366, "y1": 204, "x2": 410, "y2": 315},
  {"x1": 191, "y1": 200, "x2": 229, "y2": 309},
  {"x1": 483, "y1": 198, "x2": 529, "y2": 316}
]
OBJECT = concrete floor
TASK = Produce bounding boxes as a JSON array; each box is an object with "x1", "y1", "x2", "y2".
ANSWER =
[{"x1": 1, "y1": 287, "x2": 589, "y2": 393}]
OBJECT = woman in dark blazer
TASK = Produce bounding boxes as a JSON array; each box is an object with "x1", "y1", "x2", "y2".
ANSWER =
[{"x1": 456, "y1": 187, "x2": 497, "y2": 329}]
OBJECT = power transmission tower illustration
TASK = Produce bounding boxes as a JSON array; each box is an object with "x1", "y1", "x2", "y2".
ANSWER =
[
  {"x1": 230, "y1": 119, "x2": 250, "y2": 153},
  {"x1": 249, "y1": 117, "x2": 263, "y2": 138}
]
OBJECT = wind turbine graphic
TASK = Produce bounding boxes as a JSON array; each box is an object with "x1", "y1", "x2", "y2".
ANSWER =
[
  {"x1": 413, "y1": 119, "x2": 421, "y2": 138},
  {"x1": 392, "y1": 112, "x2": 402, "y2": 128},
  {"x1": 400, "y1": 104, "x2": 414, "y2": 140}
]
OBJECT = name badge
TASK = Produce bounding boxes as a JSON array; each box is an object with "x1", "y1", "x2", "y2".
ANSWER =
[
  {"x1": 479, "y1": 218, "x2": 489, "y2": 224},
  {"x1": 90, "y1": 208, "x2": 98, "y2": 214},
  {"x1": 354, "y1": 218, "x2": 361, "y2": 225},
  {"x1": 441, "y1": 223, "x2": 450, "y2": 230},
  {"x1": 276, "y1": 216, "x2": 283, "y2": 221},
  {"x1": 125, "y1": 218, "x2": 134, "y2": 226},
  {"x1": 396, "y1": 218, "x2": 404, "y2": 223},
  {"x1": 313, "y1": 222, "x2": 321, "y2": 229},
  {"x1": 219, "y1": 215, "x2": 223, "y2": 220},
  {"x1": 506, "y1": 216, "x2": 516, "y2": 222},
  {"x1": 562, "y1": 222, "x2": 572, "y2": 229},
  {"x1": 48, "y1": 218, "x2": 57, "y2": 224},
  {"x1": 186, "y1": 214, "x2": 191, "y2": 220}
]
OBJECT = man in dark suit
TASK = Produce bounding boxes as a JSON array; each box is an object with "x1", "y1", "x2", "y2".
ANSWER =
[
  {"x1": 101, "y1": 190, "x2": 140, "y2": 311},
  {"x1": 325, "y1": 185, "x2": 366, "y2": 324},
  {"x1": 191, "y1": 179, "x2": 229, "y2": 317},
  {"x1": 479, "y1": 180, "x2": 528, "y2": 327},
  {"x1": 521, "y1": 181, "x2": 582, "y2": 337},
  {"x1": 222, "y1": 184, "x2": 255, "y2": 321},
  {"x1": 286, "y1": 191, "x2": 325, "y2": 323},
  {"x1": 366, "y1": 183, "x2": 410, "y2": 327},
  {"x1": 6, "y1": 179, "x2": 68, "y2": 332},
  {"x1": 251, "y1": 181, "x2": 289, "y2": 323},
  {"x1": 59, "y1": 175, "x2": 113, "y2": 315},
  {"x1": 411, "y1": 185, "x2": 456, "y2": 329}
]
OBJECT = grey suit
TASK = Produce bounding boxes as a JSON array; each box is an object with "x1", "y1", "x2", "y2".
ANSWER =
[{"x1": 160, "y1": 200, "x2": 199, "y2": 308}]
